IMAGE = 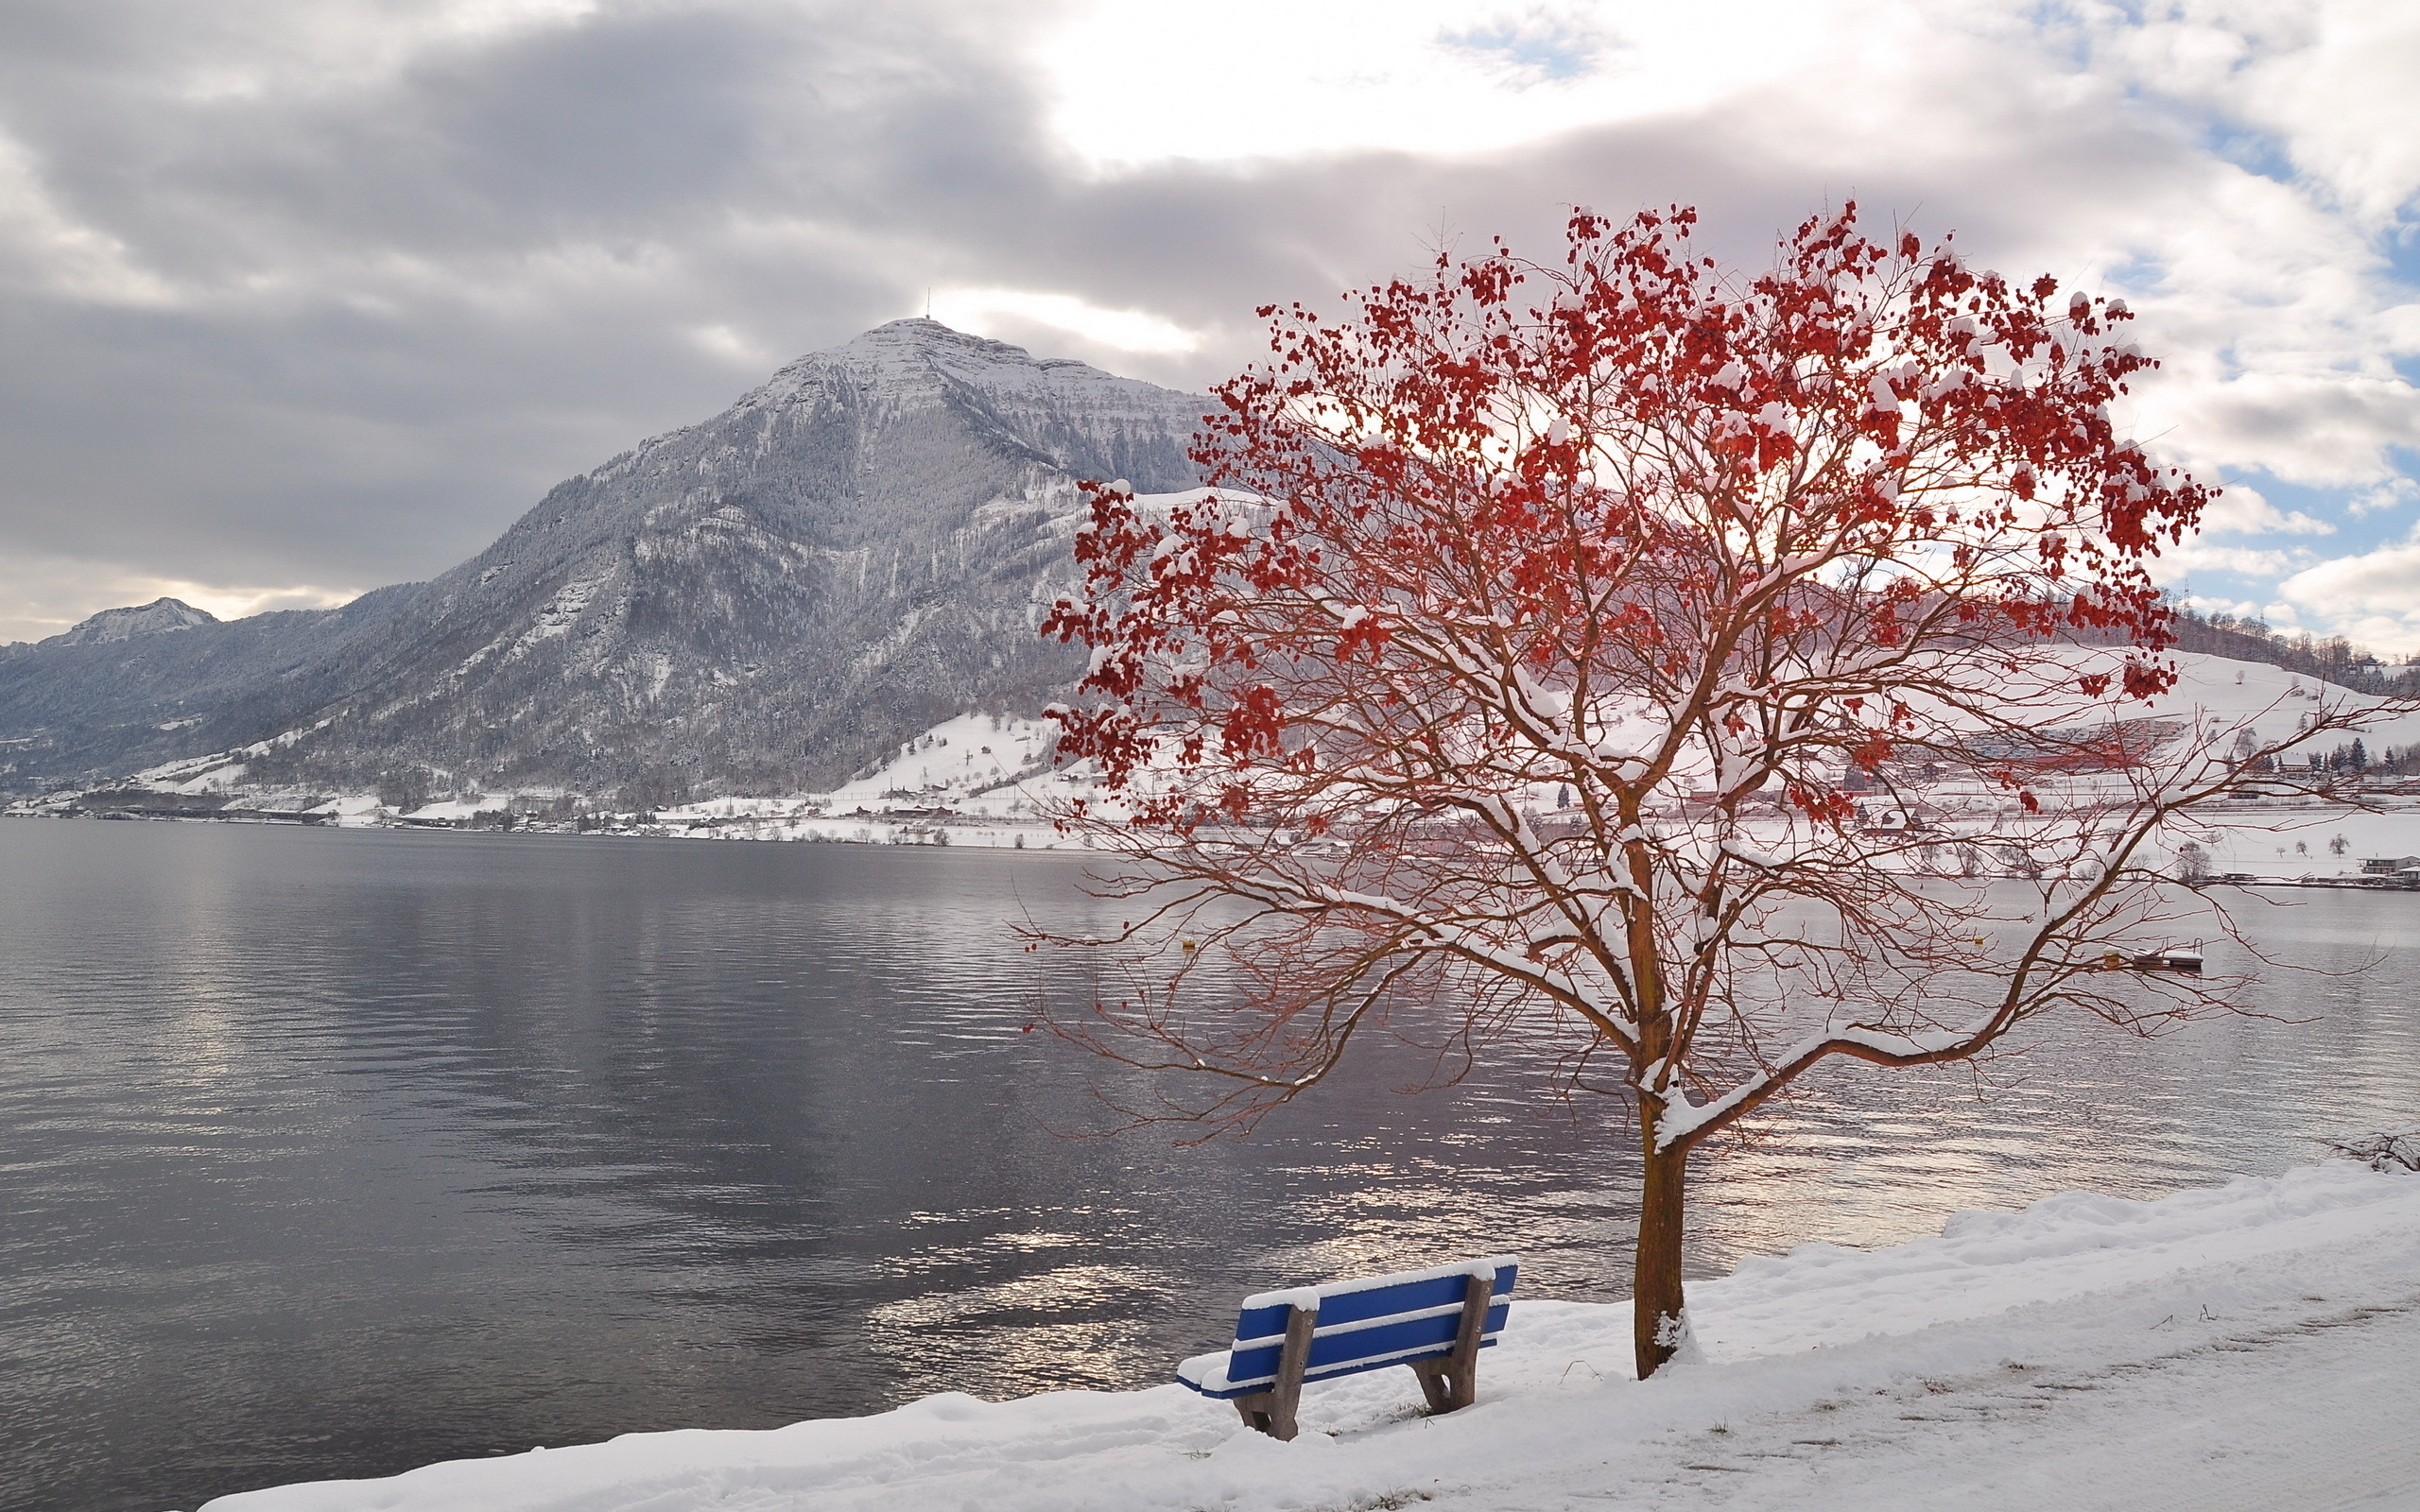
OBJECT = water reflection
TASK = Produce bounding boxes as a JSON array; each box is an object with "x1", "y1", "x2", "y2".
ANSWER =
[{"x1": 0, "y1": 822, "x2": 2414, "y2": 1512}]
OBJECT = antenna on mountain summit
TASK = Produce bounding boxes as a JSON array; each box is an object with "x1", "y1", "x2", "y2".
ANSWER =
[{"x1": 924, "y1": 287, "x2": 931, "y2": 319}]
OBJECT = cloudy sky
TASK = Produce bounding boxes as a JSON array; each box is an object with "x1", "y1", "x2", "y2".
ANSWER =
[{"x1": 1, "y1": 0, "x2": 2413, "y2": 648}]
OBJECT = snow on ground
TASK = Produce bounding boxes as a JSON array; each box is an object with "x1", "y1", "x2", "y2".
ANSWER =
[
  {"x1": 200, "y1": 1160, "x2": 2420, "y2": 1512},
  {"x1": 396, "y1": 793, "x2": 531, "y2": 824},
  {"x1": 294, "y1": 791, "x2": 385, "y2": 824},
  {"x1": 2169, "y1": 804, "x2": 2420, "y2": 879},
  {"x1": 643, "y1": 713, "x2": 1098, "y2": 847},
  {"x1": 2129, "y1": 648, "x2": 2420, "y2": 754},
  {"x1": 821, "y1": 713, "x2": 1063, "y2": 810}
]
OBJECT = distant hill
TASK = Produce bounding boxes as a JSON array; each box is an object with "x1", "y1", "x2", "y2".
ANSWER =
[
  {"x1": 0, "y1": 586, "x2": 424, "y2": 791},
  {"x1": 2169, "y1": 608, "x2": 2420, "y2": 700},
  {"x1": 0, "y1": 320, "x2": 1208, "y2": 802},
  {"x1": 42, "y1": 596, "x2": 219, "y2": 646}
]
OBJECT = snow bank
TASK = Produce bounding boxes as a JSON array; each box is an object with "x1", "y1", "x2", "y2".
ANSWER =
[{"x1": 200, "y1": 1161, "x2": 2420, "y2": 1512}]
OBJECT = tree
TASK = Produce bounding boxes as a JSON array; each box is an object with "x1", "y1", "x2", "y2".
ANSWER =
[
  {"x1": 1034, "y1": 204, "x2": 2397, "y2": 1379},
  {"x1": 2173, "y1": 840, "x2": 2212, "y2": 881}
]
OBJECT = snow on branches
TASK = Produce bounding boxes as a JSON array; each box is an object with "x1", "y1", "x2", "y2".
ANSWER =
[{"x1": 1030, "y1": 203, "x2": 2402, "y2": 1379}]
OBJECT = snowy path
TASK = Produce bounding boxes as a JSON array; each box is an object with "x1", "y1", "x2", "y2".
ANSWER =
[
  {"x1": 201, "y1": 1164, "x2": 2420, "y2": 1512},
  {"x1": 1499, "y1": 1280, "x2": 2420, "y2": 1511}
]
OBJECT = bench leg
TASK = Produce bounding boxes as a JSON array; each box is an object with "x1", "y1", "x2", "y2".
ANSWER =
[
  {"x1": 1408, "y1": 1271, "x2": 1495, "y2": 1415},
  {"x1": 1234, "y1": 1304, "x2": 1315, "y2": 1441}
]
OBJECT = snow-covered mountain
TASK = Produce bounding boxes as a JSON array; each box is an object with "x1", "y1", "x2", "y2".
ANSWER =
[
  {"x1": 0, "y1": 321, "x2": 1209, "y2": 800},
  {"x1": 0, "y1": 587, "x2": 424, "y2": 790},
  {"x1": 43, "y1": 596, "x2": 219, "y2": 646}
]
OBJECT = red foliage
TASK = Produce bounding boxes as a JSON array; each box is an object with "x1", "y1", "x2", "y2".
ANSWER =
[{"x1": 1044, "y1": 203, "x2": 2207, "y2": 815}]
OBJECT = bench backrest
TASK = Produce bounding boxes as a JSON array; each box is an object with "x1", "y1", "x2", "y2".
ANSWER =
[{"x1": 1216, "y1": 1255, "x2": 1517, "y2": 1395}]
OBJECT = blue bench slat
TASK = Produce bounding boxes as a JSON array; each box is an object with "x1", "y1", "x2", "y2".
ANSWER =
[
  {"x1": 1221, "y1": 1300, "x2": 1510, "y2": 1391},
  {"x1": 1185, "y1": 1336, "x2": 1503, "y2": 1400},
  {"x1": 1303, "y1": 1332, "x2": 1500, "y2": 1387},
  {"x1": 1232, "y1": 1267, "x2": 1516, "y2": 1343},
  {"x1": 1215, "y1": 1335, "x2": 1504, "y2": 1398}
]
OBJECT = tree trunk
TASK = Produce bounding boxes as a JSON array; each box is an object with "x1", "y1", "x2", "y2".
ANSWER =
[{"x1": 1633, "y1": 1135, "x2": 1689, "y2": 1379}]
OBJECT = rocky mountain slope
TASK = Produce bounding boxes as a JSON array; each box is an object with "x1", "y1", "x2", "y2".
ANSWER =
[{"x1": 0, "y1": 321, "x2": 1209, "y2": 801}]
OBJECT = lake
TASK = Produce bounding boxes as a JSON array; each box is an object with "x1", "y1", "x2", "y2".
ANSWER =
[{"x1": 2, "y1": 820, "x2": 2414, "y2": 1512}]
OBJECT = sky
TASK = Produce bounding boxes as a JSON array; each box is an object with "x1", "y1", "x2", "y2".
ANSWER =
[{"x1": 0, "y1": 0, "x2": 2413, "y2": 649}]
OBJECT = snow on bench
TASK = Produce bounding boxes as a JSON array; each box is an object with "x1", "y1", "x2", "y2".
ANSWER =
[{"x1": 1176, "y1": 1255, "x2": 1518, "y2": 1439}]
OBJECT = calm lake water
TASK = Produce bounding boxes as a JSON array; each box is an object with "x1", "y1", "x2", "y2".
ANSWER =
[{"x1": 2, "y1": 819, "x2": 2415, "y2": 1512}]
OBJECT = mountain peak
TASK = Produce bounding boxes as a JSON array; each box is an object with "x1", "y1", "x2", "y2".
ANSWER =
[
  {"x1": 680, "y1": 318, "x2": 1202, "y2": 464},
  {"x1": 834, "y1": 318, "x2": 1127, "y2": 386},
  {"x1": 43, "y1": 596, "x2": 218, "y2": 647}
]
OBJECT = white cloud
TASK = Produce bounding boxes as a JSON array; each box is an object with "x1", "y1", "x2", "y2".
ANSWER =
[
  {"x1": 2097, "y1": 0, "x2": 2420, "y2": 227},
  {"x1": 2275, "y1": 536, "x2": 2420, "y2": 653},
  {"x1": 2148, "y1": 541, "x2": 2323, "y2": 586},
  {"x1": 1039, "y1": 0, "x2": 1859, "y2": 169},
  {"x1": 2045, "y1": 3, "x2": 2420, "y2": 496},
  {"x1": 169, "y1": 0, "x2": 604, "y2": 104},
  {"x1": 927, "y1": 288, "x2": 1201, "y2": 353},
  {"x1": 1035, "y1": 0, "x2": 2420, "y2": 498},
  {"x1": 2350, "y1": 477, "x2": 2420, "y2": 517},
  {"x1": 167, "y1": 581, "x2": 362, "y2": 622},
  {"x1": 2135, "y1": 365, "x2": 2420, "y2": 494},
  {"x1": 689, "y1": 321, "x2": 774, "y2": 369},
  {"x1": 2180, "y1": 593, "x2": 2273, "y2": 619},
  {"x1": 2280, "y1": 541, "x2": 2420, "y2": 608},
  {"x1": 2198, "y1": 482, "x2": 2334, "y2": 536},
  {"x1": 0, "y1": 134, "x2": 176, "y2": 305}
]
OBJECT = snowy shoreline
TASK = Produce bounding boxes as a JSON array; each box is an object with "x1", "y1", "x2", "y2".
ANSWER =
[
  {"x1": 198, "y1": 1160, "x2": 2420, "y2": 1512},
  {"x1": 26, "y1": 796, "x2": 2420, "y2": 881}
]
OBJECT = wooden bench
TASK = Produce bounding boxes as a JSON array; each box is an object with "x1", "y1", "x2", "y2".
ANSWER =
[{"x1": 1175, "y1": 1256, "x2": 1518, "y2": 1440}]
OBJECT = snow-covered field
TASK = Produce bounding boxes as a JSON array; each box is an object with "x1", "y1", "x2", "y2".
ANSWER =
[
  {"x1": 200, "y1": 1159, "x2": 2420, "y2": 1512},
  {"x1": 635, "y1": 713, "x2": 1092, "y2": 847}
]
